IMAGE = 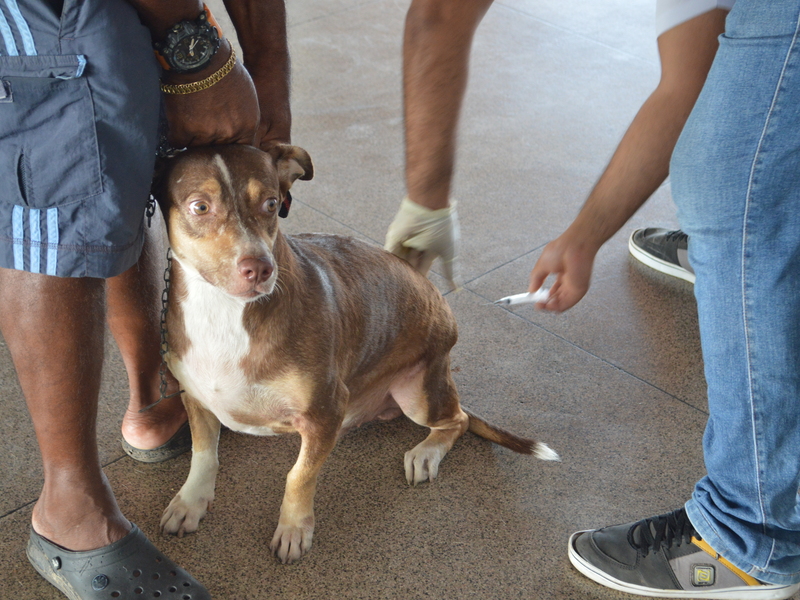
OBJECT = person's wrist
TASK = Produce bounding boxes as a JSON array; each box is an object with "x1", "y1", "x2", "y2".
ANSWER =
[
  {"x1": 564, "y1": 213, "x2": 611, "y2": 254},
  {"x1": 407, "y1": 195, "x2": 450, "y2": 211},
  {"x1": 558, "y1": 225, "x2": 603, "y2": 259},
  {"x1": 160, "y1": 38, "x2": 233, "y2": 87}
]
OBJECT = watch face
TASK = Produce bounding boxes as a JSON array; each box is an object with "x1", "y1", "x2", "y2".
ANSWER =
[
  {"x1": 158, "y1": 11, "x2": 221, "y2": 74},
  {"x1": 171, "y1": 35, "x2": 217, "y2": 71}
]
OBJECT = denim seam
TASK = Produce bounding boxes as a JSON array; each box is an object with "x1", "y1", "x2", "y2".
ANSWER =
[{"x1": 740, "y1": 5, "x2": 800, "y2": 574}]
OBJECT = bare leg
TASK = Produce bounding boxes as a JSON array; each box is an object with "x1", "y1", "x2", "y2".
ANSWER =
[
  {"x1": 403, "y1": 0, "x2": 494, "y2": 210},
  {"x1": 110, "y1": 210, "x2": 187, "y2": 450},
  {"x1": 0, "y1": 269, "x2": 129, "y2": 551}
]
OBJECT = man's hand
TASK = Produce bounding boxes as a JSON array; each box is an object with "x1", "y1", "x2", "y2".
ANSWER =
[
  {"x1": 162, "y1": 45, "x2": 261, "y2": 147},
  {"x1": 528, "y1": 232, "x2": 598, "y2": 313},
  {"x1": 124, "y1": 1, "x2": 265, "y2": 148}
]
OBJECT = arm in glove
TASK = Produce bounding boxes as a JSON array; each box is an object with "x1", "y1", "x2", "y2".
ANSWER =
[{"x1": 384, "y1": 197, "x2": 461, "y2": 291}]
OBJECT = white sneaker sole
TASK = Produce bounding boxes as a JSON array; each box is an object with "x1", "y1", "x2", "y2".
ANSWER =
[
  {"x1": 628, "y1": 230, "x2": 696, "y2": 284},
  {"x1": 568, "y1": 531, "x2": 800, "y2": 600}
]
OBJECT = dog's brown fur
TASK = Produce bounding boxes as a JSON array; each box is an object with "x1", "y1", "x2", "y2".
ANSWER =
[{"x1": 154, "y1": 144, "x2": 557, "y2": 563}]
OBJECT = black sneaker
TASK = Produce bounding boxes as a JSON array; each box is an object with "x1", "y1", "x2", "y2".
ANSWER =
[
  {"x1": 568, "y1": 507, "x2": 800, "y2": 599},
  {"x1": 629, "y1": 228, "x2": 695, "y2": 283}
]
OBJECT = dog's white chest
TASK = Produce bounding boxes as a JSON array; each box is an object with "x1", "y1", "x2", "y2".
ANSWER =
[{"x1": 168, "y1": 272, "x2": 292, "y2": 435}]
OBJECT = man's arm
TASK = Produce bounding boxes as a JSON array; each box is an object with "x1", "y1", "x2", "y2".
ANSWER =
[
  {"x1": 124, "y1": 0, "x2": 261, "y2": 147},
  {"x1": 529, "y1": 9, "x2": 727, "y2": 312},
  {"x1": 223, "y1": 0, "x2": 291, "y2": 147}
]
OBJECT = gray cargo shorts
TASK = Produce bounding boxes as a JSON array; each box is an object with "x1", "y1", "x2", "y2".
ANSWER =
[{"x1": 0, "y1": 0, "x2": 160, "y2": 278}]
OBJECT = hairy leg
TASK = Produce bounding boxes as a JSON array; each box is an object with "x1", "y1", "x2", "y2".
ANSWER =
[
  {"x1": 109, "y1": 209, "x2": 187, "y2": 450},
  {"x1": 0, "y1": 268, "x2": 129, "y2": 551},
  {"x1": 403, "y1": 0, "x2": 494, "y2": 210}
]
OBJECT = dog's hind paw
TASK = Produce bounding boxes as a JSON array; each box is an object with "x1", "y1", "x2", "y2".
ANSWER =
[
  {"x1": 270, "y1": 519, "x2": 314, "y2": 564},
  {"x1": 160, "y1": 493, "x2": 213, "y2": 537}
]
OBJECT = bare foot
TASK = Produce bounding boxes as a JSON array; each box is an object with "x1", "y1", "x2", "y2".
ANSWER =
[
  {"x1": 121, "y1": 370, "x2": 187, "y2": 450},
  {"x1": 31, "y1": 470, "x2": 131, "y2": 552}
]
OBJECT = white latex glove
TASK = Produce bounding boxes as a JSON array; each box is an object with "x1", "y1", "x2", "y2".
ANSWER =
[{"x1": 385, "y1": 197, "x2": 462, "y2": 291}]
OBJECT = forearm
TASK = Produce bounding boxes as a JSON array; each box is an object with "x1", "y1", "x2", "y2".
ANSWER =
[
  {"x1": 222, "y1": 0, "x2": 288, "y2": 65},
  {"x1": 403, "y1": 0, "x2": 493, "y2": 209},
  {"x1": 124, "y1": 0, "x2": 204, "y2": 39},
  {"x1": 124, "y1": 1, "x2": 261, "y2": 147},
  {"x1": 568, "y1": 12, "x2": 723, "y2": 252},
  {"x1": 565, "y1": 83, "x2": 696, "y2": 252},
  {"x1": 124, "y1": 0, "x2": 235, "y2": 90},
  {"x1": 530, "y1": 11, "x2": 724, "y2": 311},
  {"x1": 223, "y1": 0, "x2": 291, "y2": 144}
]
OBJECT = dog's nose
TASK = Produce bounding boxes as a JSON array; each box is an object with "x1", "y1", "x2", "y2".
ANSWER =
[{"x1": 238, "y1": 257, "x2": 274, "y2": 284}]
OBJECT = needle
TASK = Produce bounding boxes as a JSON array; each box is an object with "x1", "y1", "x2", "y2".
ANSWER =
[{"x1": 493, "y1": 288, "x2": 550, "y2": 306}]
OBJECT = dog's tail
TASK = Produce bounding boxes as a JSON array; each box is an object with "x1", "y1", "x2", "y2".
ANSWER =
[{"x1": 464, "y1": 409, "x2": 559, "y2": 461}]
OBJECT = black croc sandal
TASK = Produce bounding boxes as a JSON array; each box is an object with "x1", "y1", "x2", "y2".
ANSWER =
[
  {"x1": 121, "y1": 421, "x2": 192, "y2": 463},
  {"x1": 26, "y1": 524, "x2": 210, "y2": 600}
]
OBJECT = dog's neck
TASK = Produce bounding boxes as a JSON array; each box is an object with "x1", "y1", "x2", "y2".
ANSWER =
[{"x1": 272, "y1": 229, "x2": 300, "y2": 296}]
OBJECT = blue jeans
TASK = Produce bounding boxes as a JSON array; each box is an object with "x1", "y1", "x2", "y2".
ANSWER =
[{"x1": 671, "y1": 0, "x2": 800, "y2": 586}]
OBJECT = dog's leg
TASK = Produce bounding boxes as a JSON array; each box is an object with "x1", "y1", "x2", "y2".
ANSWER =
[
  {"x1": 390, "y1": 360, "x2": 469, "y2": 485},
  {"x1": 161, "y1": 394, "x2": 221, "y2": 537},
  {"x1": 270, "y1": 385, "x2": 344, "y2": 564}
]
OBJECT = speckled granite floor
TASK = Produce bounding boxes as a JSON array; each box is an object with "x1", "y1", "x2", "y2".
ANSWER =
[{"x1": 3, "y1": 1, "x2": 785, "y2": 600}]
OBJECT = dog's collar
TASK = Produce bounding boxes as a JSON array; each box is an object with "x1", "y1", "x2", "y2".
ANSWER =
[{"x1": 279, "y1": 191, "x2": 292, "y2": 218}]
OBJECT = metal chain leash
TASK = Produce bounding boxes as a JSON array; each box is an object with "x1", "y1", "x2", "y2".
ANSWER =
[{"x1": 139, "y1": 198, "x2": 184, "y2": 413}]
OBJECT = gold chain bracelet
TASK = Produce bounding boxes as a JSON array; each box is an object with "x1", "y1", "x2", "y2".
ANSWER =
[{"x1": 160, "y1": 48, "x2": 237, "y2": 95}]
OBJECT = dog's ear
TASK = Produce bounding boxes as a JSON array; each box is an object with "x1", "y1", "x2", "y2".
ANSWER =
[{"x1": 268, "y1": 144, "x2": 314, "y2": 189}]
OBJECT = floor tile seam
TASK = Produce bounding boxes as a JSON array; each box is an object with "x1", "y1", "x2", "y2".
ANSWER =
[
  {"x1": 494, "y1": 0, "x2": 659, "y2": 68},
  {"x1": 287, "y1": 0, "x2": 388, "y2": 29},
  {"x1": 289, "y1": 198, "x2": 385, "y2": 246},
  {"x1": 0, "y1": 499, "x2": 35, "y2": 522},
  {"x1": 460, "y1": 285, "x2": 709, "y2": 418},
  {"x1": 290, "y1": 202, "x2": 575, "y2": 288},
  {"x1": 459, "y1": 244, "x2": 547, "y2": 292},
  {"x1": 0, "y1": 454, "x2": 130, "y2": 523}
]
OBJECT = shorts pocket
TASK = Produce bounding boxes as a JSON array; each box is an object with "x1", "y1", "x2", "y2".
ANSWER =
[{"x1": 0, "y1": 54, "x2": 102, "y2": 209}]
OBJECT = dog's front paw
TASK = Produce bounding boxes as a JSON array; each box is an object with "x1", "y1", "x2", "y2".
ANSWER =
[
  {"x1": 269, "y1": 517, "x2": 314, "y2": 564},
  {"x1": 160, "y1": 492, "x2": 213, "y2": 537},
  {"x1": 404, "y1": 443, "x2": 444, "y2": 485}
]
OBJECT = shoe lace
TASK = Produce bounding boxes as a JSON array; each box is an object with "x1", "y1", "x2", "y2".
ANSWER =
[
  {"x1": 628, "y1": 508, "x2": 697, "y2": 556},
  {"x1": 664, "y1": 230, "x2": 689, "y2": 243}
]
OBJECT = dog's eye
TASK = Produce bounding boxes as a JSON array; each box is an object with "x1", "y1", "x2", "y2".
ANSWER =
[
  {"x1": 262, "y1": 197, "x2": 279, "y2": 213},
  {"x1": 189, "y1": 200, "x2": 210, "y2": 215}
]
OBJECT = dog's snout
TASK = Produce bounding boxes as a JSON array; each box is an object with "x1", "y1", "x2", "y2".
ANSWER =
[{"x1": 238, "y1": 257, "x2": 274, "y2": 284}]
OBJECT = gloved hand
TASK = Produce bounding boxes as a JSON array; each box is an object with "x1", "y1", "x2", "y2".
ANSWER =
[{"x1": 384, "y1": 197, "x2": 461, "y2": 291}]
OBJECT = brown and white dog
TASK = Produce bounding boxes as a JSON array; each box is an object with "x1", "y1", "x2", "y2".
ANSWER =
[{"x1": 154, "y1": 144, "x2": 558, "y2": 564}]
